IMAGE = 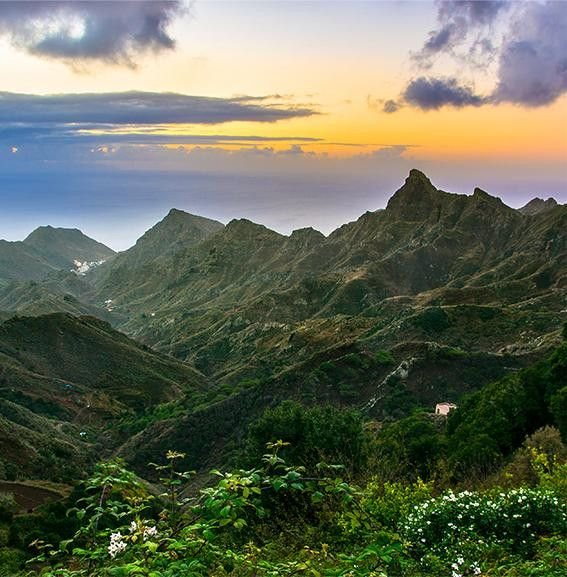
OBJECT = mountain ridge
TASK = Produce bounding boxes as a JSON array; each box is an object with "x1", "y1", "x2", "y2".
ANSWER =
[{"x1": 0, "y1": 169, "x2": 565, "y2": 482}]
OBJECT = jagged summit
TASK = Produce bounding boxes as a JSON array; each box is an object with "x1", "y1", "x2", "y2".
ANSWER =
[
  {"x1": 290, "y1": 227, "x2": 325, "y2": 239},
  {"x1": 407, "y1": 168, "x2": 434, "y2": 185},
  {"x1": 471, "y1": 187, "x2": 508, "y2": 208},
  {"x1": 385, "y1": 169, "x2": 440, "y2": 220},
  {"x1": 288, "y1": 227, "x2": 326, "y2": 249},
  {"x1": 224, "y1": 218, "x2": 284, "y2": 239},
  {"x1": 134, "y1": 209, "x2": 224, "y2": 248},
  {"x1": 160, "y1": 208, "x2": 224, "y2": 228},
  {"x1": 519, "y1": 197, "x2": 559, "y2": 216}
]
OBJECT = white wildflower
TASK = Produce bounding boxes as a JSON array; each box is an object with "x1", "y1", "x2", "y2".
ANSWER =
[
  {"x1": 108, "y1": 532, "x2": 127, "y2": 558},
  {"x1": 143, "y1": 525, "x2": 158, "y2": 541}
]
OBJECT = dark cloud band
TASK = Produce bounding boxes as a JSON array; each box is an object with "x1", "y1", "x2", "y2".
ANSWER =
[{"x1": 0, "y1": 91, "x2": 317, "y2": 125}]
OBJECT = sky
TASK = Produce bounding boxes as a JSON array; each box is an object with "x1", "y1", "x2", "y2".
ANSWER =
[{"x1": 0, "y1": 0, "x2": 566, "y2": 249}]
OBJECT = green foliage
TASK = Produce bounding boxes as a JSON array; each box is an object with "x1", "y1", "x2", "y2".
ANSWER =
[
  {"x1": 373, "y1": 349, "x2": 395, "y2": 366},
  {"x1": 485, "y1": 536, "x2": 567, "y2": 576},
  {"x1": 446, "y1": 342, "x2": 567, "y2": 480},
  {"x1": 25, "y1": 445, "x2": 406, "y2": 577},
  {"x1": 372, "y1": 412, "x2": 445, "y2": 481},
  {"x1": 413, "y1": 307, "x2": 450, "y2": 334},
  {"x1": 242, "y1": 401, "x2": 370, "y2": 474},
  {"x1": 497, "y1": 426, "x2": 567, "y2": 489},
  {"x1": 10, "y1": 445, "x2": 566, "y2": 577},
  {"x1": 359, "y1": 480, "x2": 433, "y2": 531},
  {"x1": 0, "y1": 493, "x2": 17, "y2": 521},
  {"x1": 550, "y1": 386, "x2": 567, "y2": 440}
]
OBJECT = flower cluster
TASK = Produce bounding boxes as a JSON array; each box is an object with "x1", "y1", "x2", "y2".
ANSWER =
[
  {"x1": 129, "y1": 519, "x2": 159, "y2": 542},
  {"x1": 108, "y1": 532, "x2": 127, "y2": 559},
  {"x1": 450, "y1": 555, "x2": 481, "y2": 577}
]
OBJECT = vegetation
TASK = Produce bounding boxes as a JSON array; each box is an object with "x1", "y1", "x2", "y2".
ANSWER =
[
  {"x1": 0, "y1": 173, "x2": 566, "y2": 574},
  {"x1": 2, "y1": 437, "x2": 565, "y2": 577}
]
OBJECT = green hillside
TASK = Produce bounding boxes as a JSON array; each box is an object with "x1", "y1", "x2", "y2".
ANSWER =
[
  {"x1": 0, "y1": 313, "x2": 208, "y2": 481},
  {"x1": 88, "y1": 171, "x2": 565, "y2": 387}
]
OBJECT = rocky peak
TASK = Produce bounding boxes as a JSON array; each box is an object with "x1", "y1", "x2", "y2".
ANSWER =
[
  {"x1": 289, "y1": 227, "x2": 325, "y2": 241},
  {"x1": 224, "y1": 219, "x2": 284, "y2": 242},
  {"x1": 385, "y1": 169, "x2": 440, "y2": 220},
  {"x1": 287, "y1": 227, "x2": 325, "y2": 250},
  {"x1": 138, "y1": 209, "x2": 224, "y2": 244},
  {"x1": 471, "y1": 187, "x2": 507, "y2": 207},
  {"x1": 518, "y1": 197, "x2": 559, "y2": 216}
]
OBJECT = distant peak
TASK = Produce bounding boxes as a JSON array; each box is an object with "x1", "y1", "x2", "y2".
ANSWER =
[
  {"x1": 225, "y1": 218, "x2": 283, "y2": 239},
  {"x1": 158, "y1": 209, "x2": 224, "y2": 231},
  {"x1": 518, "y1": 197, "x2": 559, "y2": 216},
  {"x1": 289, "y1": 227, "x2": 325, "y2": 245},
  {"x1": 290, "y1": 227, "x2": 324, "y2": 238},
  {"x1": 386, "y1": 169, "x2": 439, "y2": 220},
  {"x1": 471, "y1": 188, "x2": 509, "y2": 209},
  {"x1": 407, "y1": 168, "x2": 432, "y2": 184},
  {"x1": 164, "y1": 208, "x2": 191, "y2": 220},
  {"x1": 226, "y1": 218, "x2": 266, "y2": 232},
  {"x1": 472, "y1": 187, "x2": 493, "y2": 200}
]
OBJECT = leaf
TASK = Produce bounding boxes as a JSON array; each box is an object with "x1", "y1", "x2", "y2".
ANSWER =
[{"x1": 311, "y1": 491, "x2": 325, "y2": 504}]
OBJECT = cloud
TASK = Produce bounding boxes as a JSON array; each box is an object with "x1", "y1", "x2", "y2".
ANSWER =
[
  {"x1": 367, "y1": 95, "x2": 401, "y2": 114},
  {"x1": 0, "y1": 91, "x2": 317, "y2": 126},
  {"x1": 414, "y1": 0, "x2": 510, "y2": 66},
  {"x1": 382, "y1": 99, "x2": 401, "y2": 114},
  {"x1": 0, "y1": 126, "x2": 322, "y2": 148},
  {"x1": 492, "y1": 1, "x2": 567, "y2": 106},
  {"x1": 402, "y1": 77, "x2": 485, "y2": 110},
  {"x1": 0, "y1": 1, "x2": 185, "y2": 66},
  {"x1": 391, "y1": 1, "x2": 567, "y2": 112}
]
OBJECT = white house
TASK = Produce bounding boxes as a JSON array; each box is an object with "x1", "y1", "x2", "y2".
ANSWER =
[{"x1": 435, "y1": 402, "x2": 457, "y2": 416}]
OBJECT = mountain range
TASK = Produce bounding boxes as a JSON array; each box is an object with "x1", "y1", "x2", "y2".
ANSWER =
[{"x1": 0, "y1": 169, "x2": 565, "y2": 479}]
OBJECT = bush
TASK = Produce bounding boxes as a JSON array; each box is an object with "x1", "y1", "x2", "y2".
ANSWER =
[
  {"x1": 242, "y1": 401, "x2": 370, "y2": 475},
  {"x1": 403, "y1": 487, "x2": 567, "y2": 573},
  {"x1": 414, "y1": 307, "x2": 450, "y2": 333},
  {"x1": 373, "y1": 349, "x2": 394, "y2": 366}
]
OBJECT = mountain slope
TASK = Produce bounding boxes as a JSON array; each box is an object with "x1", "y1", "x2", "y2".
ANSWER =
[
  {"x1": 0, "y1": 170, "x2": 564, "y2": 416},
  {"x1": 518, "y1": 197, "x2": 559, "y2": 216},
  {"x1": 0, "y1": 313, "x2": 209, "y2": 480},
  {"x1": 23, "y1": 226, "x2": 115, "y2": 270},
  {"x1": 91, "y1": 209, "x2": 224, "y2": 295},
  {"x1": 0, "y1": 170, "x2": 564, "y2": 481},
  {"x1": 0, "y1": 240, "x2": 54, "y2": 281},
  {"x1": 83, "y1": 170, "x2": 565, "y2": 386},
  {"x1": 0, "y1": 227, "x2": 115, "y2": 281}
]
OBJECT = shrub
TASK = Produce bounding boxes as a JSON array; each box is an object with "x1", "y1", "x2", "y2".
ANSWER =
[
  {"x1": 403, "y1": 487, "x2": 567, "y2": 574},
  {"x1": 373, "y1": 349, "x2": 394, "y2": 366},
  {"x1": 242, "y1": 401, "x2": 371, "y2": 475}
]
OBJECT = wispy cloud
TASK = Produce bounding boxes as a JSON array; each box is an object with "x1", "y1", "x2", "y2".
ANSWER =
[
  {"x1": 0, "y1": 1, "x2": 185, "y2": 67},
  {"x1": 413, "y1": 0, "x2": 510, "y2": 67}
]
